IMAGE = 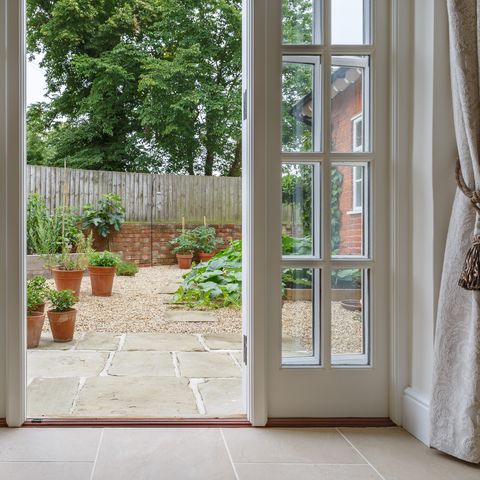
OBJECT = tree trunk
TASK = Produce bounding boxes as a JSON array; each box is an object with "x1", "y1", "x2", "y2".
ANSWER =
[
  {"x1": 204, "y1": 150, "x2": 214, "y2": 176},
  {"x1": 228, "y1": 141, "x2": 242, "y2": 177}
]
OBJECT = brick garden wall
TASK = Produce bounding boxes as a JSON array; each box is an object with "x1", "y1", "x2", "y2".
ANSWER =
[{"x1": 94, "y1": 223, "x2": 242, "y2": 266}]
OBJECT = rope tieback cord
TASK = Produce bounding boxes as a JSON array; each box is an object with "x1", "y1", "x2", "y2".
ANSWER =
[{"x1": 456, "y1": 158, "x2": 480, "y2": 290}]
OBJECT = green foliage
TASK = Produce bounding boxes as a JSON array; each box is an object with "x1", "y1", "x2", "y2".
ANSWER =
[
  {"x1": 82, "y1": 194, "x2": 125, "y2": 244},
  {"x1": 331, "y1": 269, "x2": 361, "y2": 289},
  {"x1": 116, "y1": 260, "x2": 139, "y2": 276},
  {"x1": 174, "y1": 240, "x2": 242, "y2": 308},
  {"x1": 26, "y1": 103, "x2": 55, "y2": 165},
  {"x1": 26, "y1": 0, "x2": 242, "y2": 176},
  {"x1": 191, "y1": 226, "x2": 223, "y2": 253},
  {"x1": 169, "y1": 231, "x2": 197, "y2": 255},
  {"x1": 282, "y1": 0, "x2": 313, "y2": 44},
  {"x1": 89, "y1": 250, "x2": 120, "y2": 267},
  {"x1": 46, "y1": 232, "x2": 94, "y2": 271},
  {"x1": 331, "y1": 168, "x2": 344, "y2": 254},
  {"x1": 281, "y1": 234, "x2": 312, "y2": 256},
  {"x1": 47, "y1": 289, "x2": 77, "y2": 312},
  {"x1": 26, "y1": 275, "x2": 51, "y2": 313},
  {"x1": 282, "y1": 268, "x2": 312, "y2": 289}
]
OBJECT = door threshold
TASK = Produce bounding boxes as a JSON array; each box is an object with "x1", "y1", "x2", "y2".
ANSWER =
[{"x1": 266, "y1": 417, "x2": 396, "y2": 428}]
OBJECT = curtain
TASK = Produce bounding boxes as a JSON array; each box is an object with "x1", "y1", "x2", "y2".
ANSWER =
[{"x1": 430, "y1": 0, "x2": 480, "y2": 464}]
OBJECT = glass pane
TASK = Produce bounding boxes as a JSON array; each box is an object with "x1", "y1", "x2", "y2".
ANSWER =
[
  {"x1": 331, "y1": 56, "x2": 369, "y2": 153},
  {"x1": 282, "y1": 268, "x2": 317, "y2": 361},
  {"x1": 282, "y1": 0, "x2": 319, "y2": 45},
  {"x1": 331, "y1": 268, "x2": 368, "y2": 365},
  {"x1": 282, "y1": 164, "x2": 315, "y2": 256},
  {"x1": 331, "y1": 163, "x2": 367, "y2": 257},
  {"x1": 331, "y1": 0, "x2": 370, "y2": 45},
  {"x1": 282, "y1": 58, "x2": 321, "y2": 152}
]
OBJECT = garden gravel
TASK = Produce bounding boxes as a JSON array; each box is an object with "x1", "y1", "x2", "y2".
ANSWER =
[{"x1": 44, "y1": 266, "x2": 361, "y2": 352}]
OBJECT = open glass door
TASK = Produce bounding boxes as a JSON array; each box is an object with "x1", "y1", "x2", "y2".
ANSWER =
[{"x1": 248, "y1": 0, "x2": 390, "y2": 419}]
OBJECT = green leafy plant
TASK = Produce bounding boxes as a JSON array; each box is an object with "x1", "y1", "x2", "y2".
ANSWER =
[
  {"x1": 191, "y1": 226, "x2": 223, "y2": 253},
  {"x1": 282, "y1": 268, "x2": 312, "y2": 290},
  {"x1": 169, "y1": 231, "x2": 197, "y2": 255},
  {"x1": 331, "y1": 269, "x2": 361, "y2": 289},
  {"x1": 331, "y1": 168, "x2": 344, "y2": 254},
  {"x1": 116, "y1": 261, "x2": 139, "y2": 276},
  {"x1": 47, "y1": 289, "x2": 77, "y2": 312},
  {"x1": 89, "y1": 251, "x2": 121, "y2": 267},
  {"x1": 82, "y1": 194, "x2": 125, "y2": 248},
  {"x1": 26, "y1": 276, "x2": 51, "y2": 314},
  {"x1": 45, "y1": 232, "x2": 94, "y2": 271},
  {"x1": 174, "y1": 240, "x2": 242, "y2": 308},
  {"x1": 282, "y1": 234, "x2": 312, "y2": 256}
]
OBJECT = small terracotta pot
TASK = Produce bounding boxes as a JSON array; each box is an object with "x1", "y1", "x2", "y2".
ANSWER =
[
  {"x1": 27, "y1": 311, "x2": 45, "y2": 348},
  {"x1": 32, "y1": 303, "x2": 46, "y2": 313},
  {"x1": 198, "y1": 252, "x2": 214, "y2": 262},
  {"x1": 51, "y1": 268, "x2": 84, "y2": 299},
  {"x1": 176, "y1": 253, "x2": 193, "y2": 269},
  {"x1": 47, "y1": 308, "x2": 77, "y2": 342},
  {"x1": 88, "y1": 266, "x2": 116, "y2": 296}
]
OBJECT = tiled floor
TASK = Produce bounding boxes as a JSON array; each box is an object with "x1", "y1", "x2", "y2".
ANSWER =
[{"x1": 0, "y1": 427, "x2": 478, "y2": 479}]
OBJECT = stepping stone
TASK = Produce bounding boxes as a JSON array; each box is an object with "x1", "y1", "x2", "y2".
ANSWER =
[
  {"x1": 72, "y1": 376, "x2": 198, "y2": 417},
  {"x1": 165, "y1": 311, "x2": 216, "y2": 323},
  {"x1": 37, "y1": 334, "x2": 77, "y2": 351},
  {"x1": 177, "y1": 352, "x2": 241, "y2": 378},
  {"x1": 76, "y1": 332, "x2": 121, "y2": 351},
  {"x1": 198, "y1": 379, "x2": 244, "y2": 417},
  {"x1": 203, "y1": 334, "x2": 242, "y2": 350},
  {"x1": 27, "y1": 351, "x2": 109, "y2": 378},
  {"x1": 108, "y1": 351, "x2": 175, "y2": 377},
  {"x1": 122, "y1": 333, "x2": 204, "y2": 352},
  {"x1": 27, "y1": 377, "x2": 79, "y2": 417}
]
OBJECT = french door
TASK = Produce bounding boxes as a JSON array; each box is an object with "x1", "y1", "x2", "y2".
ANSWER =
[{"x1": 245, "y1": 0, "x2": 390, "y2": 422}]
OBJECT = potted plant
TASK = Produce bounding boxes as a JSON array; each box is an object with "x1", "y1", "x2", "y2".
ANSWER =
[
  {"x1": 116, "y1": 260, "x2": 139, "y2": 277},
  {"x1": 47, "y1": 289, "x2": 77, "y2": 342},
  {"x1": 88, "y1": 251, "x2": 120, "y2": 296},
  {"x1": 282, "y1": 268, "x2": 312, "y2": 301},
  {"x1": 192, "y1": 225, "x2": 223, "y2": 262},
  {"x1": 169, "y1": 232, "x2": 196, "y2": 269},
  {"x1": 46, "y1": 232, "x2": 93, "y2": 299},
  {"x1": 26, "y1": 277, "x2": 50, "y2": 348}
]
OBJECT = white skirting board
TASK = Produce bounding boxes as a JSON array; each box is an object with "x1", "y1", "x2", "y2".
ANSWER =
[{"x1": 402, "y1": 387, "x2": 430, "y2": 446}]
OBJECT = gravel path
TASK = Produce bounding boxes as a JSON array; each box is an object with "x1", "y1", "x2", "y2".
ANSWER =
[{"x1": 44, "y1": 266, "x2": 361, "y2": 352}]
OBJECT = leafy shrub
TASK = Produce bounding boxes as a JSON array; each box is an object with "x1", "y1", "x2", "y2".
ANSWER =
[
  {"x1": 169, "y1": 231, "x2": 197, "y2": 254},
  {"x1": 47, "y1": 289, "x2": 77, "y2": 312},
  {"x1": 191, "y1": 226, "x2": 223, "y2": 253},
  {"x1": 45, "y1": 232, "x2": 94, "y2": 271},
  {"x1": 331, "y1": 269, "x2": 361, "y2": 289},
  {"x1": 82, "y1": 194, "x2": 125, "y2": 247},
  {"x1": 26, "y1": 276, "x2": 51, "y2": 314},
  {"x1": 174, "y1": 240, "x2": 242, "y2": 308},
  {"x1": 282, "y1": 268, "x2": 312, "y2": 289},
  {"x1": 282, "y1": 234, "x2": 312, "y2": 256},
  {"x1": 116, "y1": 261, "x2": 139, "y2": 276},
  {"x1": 89, "y1": 251, "x2": 121, "y2": 267}
]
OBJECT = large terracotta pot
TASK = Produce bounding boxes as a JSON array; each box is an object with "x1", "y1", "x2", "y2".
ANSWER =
[
  {"x1": 47, "y1": 308, "x2": 77, "y2": 342},
  {"x1": 176, "y1": 253, "x2": 193, "y2": 269},
  {"x1": 51, "y1": 268, "x2": 84, "y2": 299},
  {"x1": 198, "y1": 252, "x2": 214, "y2": 263},
  {"x1": 88, "y1": 266, "x2": 116, "y2": 296},
  {"x1": 32, "y1": 303, "x2": 45, "y2": 313},
  {"x1": 27, "y1": 311, "x2": 45, "y2": 348}
]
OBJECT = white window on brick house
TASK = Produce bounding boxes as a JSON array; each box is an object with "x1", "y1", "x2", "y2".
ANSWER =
[
  {"x1": 352, "y1": 114, "x2": 363, "y2": 152},
  {"x1": 352, "y1": 165, "x2": 363, "y2": 212}
]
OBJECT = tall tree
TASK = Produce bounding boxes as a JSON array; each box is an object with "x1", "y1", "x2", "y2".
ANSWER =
[{"x1": 27, "y1": 0, "x2": 242, "y2": 175}]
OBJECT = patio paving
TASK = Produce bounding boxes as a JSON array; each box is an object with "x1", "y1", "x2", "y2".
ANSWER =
[{"x1": 27, "y1": 332, "x2": 244, "y2": 418}]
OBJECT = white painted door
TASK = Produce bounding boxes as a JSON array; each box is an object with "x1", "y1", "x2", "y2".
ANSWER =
[{"x1": 245, "y1": 0, "x2": 390, "y2": 422}]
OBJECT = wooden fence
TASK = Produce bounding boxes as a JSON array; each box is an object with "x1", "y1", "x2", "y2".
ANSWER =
[{"x1": 26, "y1": 165, "x2": 242, "y2": 223}]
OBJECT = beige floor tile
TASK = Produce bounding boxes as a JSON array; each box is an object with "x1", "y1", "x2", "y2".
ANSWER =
[
  {"x1": 108, "y1": 351, "x2": 175, "y2": 376},
  {"x1": 235, "y1": 463, "x2": 381, "y2": 480},
  {"x1": 92, "y1": 428, "x2": 236, "y2": 480},
  {"x1": 37, "y1": 333, "x2": 77, "y2": 350},
  {"x1": 339, "y1": 427, "x2": 480, "y2": 480},
  {"x1": 0, "y1": 462, "x2": 93, "y2": 480},
  {"x1": 177, "y1": 352, "x2": 242, "y2": 377},
  {"x1": 122, "y1": 333, "x2": 204, "y2": 351},
  {"x1": 27, "y1": 377, "x2": 79, "y2": 417},
  {"x1": 222, "y1": 428, "x2": 365, "y2": 464},
  {"x1": 0, "y1": 428, "x2": 101, "y2": 462},
  {"x1": 76, "y1": 332, "x2": 121, "y2": 351}
]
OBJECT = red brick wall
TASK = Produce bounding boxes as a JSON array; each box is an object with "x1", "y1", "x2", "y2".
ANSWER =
[
  {"x1": 94, "y1": 223, "x2": 242, "y2": 266},
  {"x1": 331, "y1": 82, "x2": 363, "y2": 256}
]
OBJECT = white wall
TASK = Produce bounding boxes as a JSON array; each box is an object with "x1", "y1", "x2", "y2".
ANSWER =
[{"x1": 402, "y1": 0, "x2": 457, "y2": 444}]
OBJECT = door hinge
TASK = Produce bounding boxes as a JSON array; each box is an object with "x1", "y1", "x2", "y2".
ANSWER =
[
  {"x1": 243, "y1": 89, "x2": 247, "y2": 120},
  {"x1": 243, "y1": 334, "x2": 247, "y2": 365}
]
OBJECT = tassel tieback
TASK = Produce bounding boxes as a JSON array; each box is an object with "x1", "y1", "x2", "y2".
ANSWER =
[{"x1": 456, "y1": 159, "x2": 480, "y2": 290}]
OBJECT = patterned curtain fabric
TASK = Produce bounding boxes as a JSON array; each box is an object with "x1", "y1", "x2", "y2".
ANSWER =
[{"x1": 430, "y1": 0, "x2": 480, "y2": 464}]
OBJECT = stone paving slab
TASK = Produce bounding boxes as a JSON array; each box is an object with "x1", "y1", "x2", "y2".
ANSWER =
[
  {"x1": 122, "y1": 333, "x2": 204, "y2": 352},
  {"x1": 203, "y1": 334, "x2": 242, "y2": 351},
  {"x1": 37, "y1": 334, "x2": 78, "y2": 351},
  {"x1": 231, "y1": 352, "x2": 243, "y2": 366},
  {"x1": 165, "y1": 311, "x2": 216, "y2": 323},
  {"x1": 108, "y1": 351, "x2": 175, "y2": 377},
  {"x1": 198, "y1": 379, "x2": 243, "y2": 417},
  {"x1": 72, "y1": 376, "x2": 198, "y2": 417},
  {"x1": 177, "y1": 352, "x2": 241, "y2": 378},
  {"x1": 76, "y1": 332, "x2": 121, "y2": 351},
  {"x1": 27, "y1": 377, "x2": 79, "y2": 417},
  {"x1": 28, "y1": 351, "x2": 109, "y2": 378}
]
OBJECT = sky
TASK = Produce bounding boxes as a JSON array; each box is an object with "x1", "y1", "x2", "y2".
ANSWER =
[{"x1": 26, "y1": 0, "x2": 365, "y2": 107}]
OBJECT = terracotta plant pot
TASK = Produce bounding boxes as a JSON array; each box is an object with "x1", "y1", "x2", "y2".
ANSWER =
[
  {"x1": 27, "y1": 311, "x2": 45, "y2": 348},
  {"x1": 198, "y1": 252, "x2": 214, "y2": 263},
  {"x1": 51, "y1": 268, "x2": 84, "y2": 299},
  {"x1": 32, "y1": 303, "x2": 46, "y2": 313},
  {"x1": 176, "y1": 253, "x2": 193, "y2": 269},
  {"x1": 47, "y1": 308, "x2": 77, "y2": 343},
  {"x1": 88, "y1": 266, "x2": 116, "y2": 296}
]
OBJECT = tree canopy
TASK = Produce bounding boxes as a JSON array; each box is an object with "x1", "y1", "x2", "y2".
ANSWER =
[{"x1": 27, "y1": 0, "x2": 242, "y2": 175}]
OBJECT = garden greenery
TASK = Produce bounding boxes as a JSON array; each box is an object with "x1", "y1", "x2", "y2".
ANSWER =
[
  {"x1": 191, "y1": 226, "x2": 223, "y2": 253},
  {"x1": 116, "y1": 261, "x2": 139, "y2": 277},
  {"x1": 26, "y1": 275, "x2": 50, "y2": 314},
  {"x1": 47, "y1": 289, "x2": 77, "y2": 312},
  {"x1": 89, "y1": 251, "x2": 121, "y2": 268},
  {"x1": 169, "y1": 232, "x2": 197, "y2": 255}
]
